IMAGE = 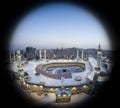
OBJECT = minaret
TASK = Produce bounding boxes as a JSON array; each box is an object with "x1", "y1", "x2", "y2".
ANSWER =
[
  {"x1": 39, "y1": 50, "x2": 41, "y2": 60},
  {"x1": 16, "y1": 49, "x2": 21, "y2": 67},
  {"x1": 81, "y1": 49, "x2": 84, "y2": 61},
  {"x1": 77, "y1": 49, "x2": 79, "y2": 61},
  {"x1": 44, "y1": 50, "x2": 46, "y2": 61},
  {"x1": 97, "y1": 43, "x2": 102, "y2": 68},
  {"x1": 97, "y1": 43, "x2": 102, "y2": 55}
]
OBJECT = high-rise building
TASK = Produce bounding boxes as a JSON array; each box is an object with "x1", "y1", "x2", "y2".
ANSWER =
[
  {"x1": 26, "y1": 47, "x2": 33, "y2": 53},
  {"x1": 26, "y1": 47, "x2": 36, "y2": 60}
]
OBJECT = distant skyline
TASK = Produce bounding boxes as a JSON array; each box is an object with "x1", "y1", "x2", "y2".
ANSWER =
[{"x1": 10, "y1": 3, "x2": 111, "y2": 50}]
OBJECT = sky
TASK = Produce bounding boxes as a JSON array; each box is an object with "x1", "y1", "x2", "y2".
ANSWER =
[{"x1": 10, "y1": 3, "x2": 111, "y2": 50}]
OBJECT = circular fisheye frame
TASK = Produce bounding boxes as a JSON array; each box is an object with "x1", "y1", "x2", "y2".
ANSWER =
[{"x1": 8, "y1": 2, "x2": 113, "y2": 107}]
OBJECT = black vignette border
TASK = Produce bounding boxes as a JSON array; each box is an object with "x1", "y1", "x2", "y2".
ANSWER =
[{"x1": 1, "y1": 0, "x2": 119, "y2": 108}]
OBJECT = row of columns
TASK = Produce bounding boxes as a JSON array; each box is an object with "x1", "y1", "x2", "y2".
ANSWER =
[
  {"x1": 39, "y1": 49, "x2": 84, "y2": 61},
  {"x1": 12, "y1": 49, "x2": 83, "y2": 62}
]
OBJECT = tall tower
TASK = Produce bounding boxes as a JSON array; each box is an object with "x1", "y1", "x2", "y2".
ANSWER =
[
  {"x1": 97, "y1": 43, "x2": 102, "y2": 54},
  {"x1": 77, "y1": 49, "x2": 79, "y2": 61},
  {"x1": 16, "y1": 49, "x2": 21, "y2": 67},
  {"x1": 44, "y1": 50, "x2": 46, "y2": 61},
  {"x1": 81, "y1": 49, "x2": 84, "y2": 61},
  {"x1": 39, "y1": 50, "x2": 41, "y2": 60},
  {"x1": 97, "y1": 43, "x2": 102, "y2": 68}
]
